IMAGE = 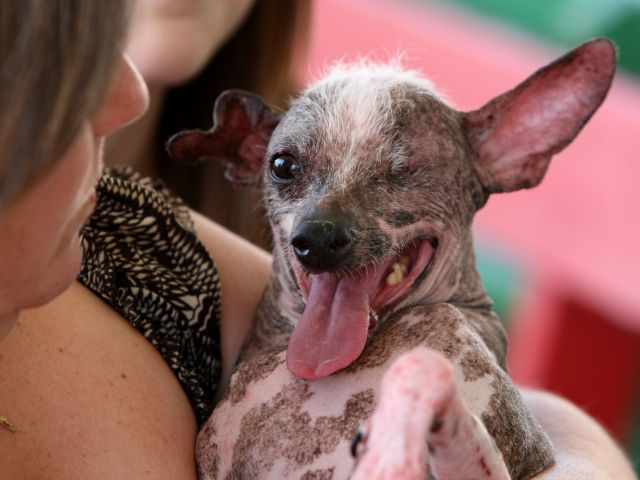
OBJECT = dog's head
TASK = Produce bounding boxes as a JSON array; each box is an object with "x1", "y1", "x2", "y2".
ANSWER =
[{"x1": 168, "y1": 39, "x2": 615, "y2": 379}]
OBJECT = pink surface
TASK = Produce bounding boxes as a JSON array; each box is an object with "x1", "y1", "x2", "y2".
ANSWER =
[{"x1": 304, "y1": 0, "x2": 640, "y2": 331}]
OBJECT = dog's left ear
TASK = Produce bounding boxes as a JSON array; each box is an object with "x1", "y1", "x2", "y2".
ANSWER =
[
  {"x1": 463, "y1": 38, "x2": 616, "y2": 194},
  {"x1": 166, "y1": 89, "x2": 282, "y2": 187}
]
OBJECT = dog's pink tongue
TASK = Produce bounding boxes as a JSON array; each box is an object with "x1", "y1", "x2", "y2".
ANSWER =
[{"x1": 287, "y1": 271, "x2": 378, "y2": 380}]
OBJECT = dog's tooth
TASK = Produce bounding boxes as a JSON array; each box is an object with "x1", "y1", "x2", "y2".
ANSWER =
[
  {"x1": 397, "y1": 262, "x2": 408, "y2": 275},
  {"x1": 393, "y1": 262, "x2": 405, "y2": 281},
  {"x1": 386, "y1": 271, "x2": 401, "y2": 286},
  {"x1": 386, "y1": 261, "x2": 406, "y2": 286}
]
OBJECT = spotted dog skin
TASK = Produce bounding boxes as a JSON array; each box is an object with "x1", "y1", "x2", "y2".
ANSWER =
[
  {"x1": 168, "y1": 39, "x2": 616, "y2": 480},
  {"x1": 351, "y1": 347, "x2": 511, "y2": 480}
]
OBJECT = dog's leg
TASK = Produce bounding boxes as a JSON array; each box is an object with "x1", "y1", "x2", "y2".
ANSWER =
[{"x1": 352, "y1": 347, "x2": 510, "y2": 480}]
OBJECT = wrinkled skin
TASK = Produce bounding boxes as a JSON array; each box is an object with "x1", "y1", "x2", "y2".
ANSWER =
[{"x1": 168, "y1": 39, "x2": 615, "y2": 480}]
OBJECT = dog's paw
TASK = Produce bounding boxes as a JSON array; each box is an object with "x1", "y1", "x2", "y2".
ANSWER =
[{"x1": 351, "y1": 346, "x2": 510, "y2": 480}]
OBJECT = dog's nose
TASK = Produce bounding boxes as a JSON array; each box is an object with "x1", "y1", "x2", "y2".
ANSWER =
[{"x1": 291, "y1": 219, "x2": 353, "y2": 272}]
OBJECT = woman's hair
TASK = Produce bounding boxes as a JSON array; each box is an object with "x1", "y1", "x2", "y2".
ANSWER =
[
  {"x1": 154, "y1": 0, "x2": 312, "y2": 247},
  {"x1": 0, "y1": 0, "x2": 129, "y2": 210}
]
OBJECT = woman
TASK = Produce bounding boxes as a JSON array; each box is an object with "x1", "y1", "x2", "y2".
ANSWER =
[
  {"x1": 0, "y1": 1, "x2": 269, "y2": 477},
  {"x1": 0, "y1": 2, "x2": 635, "y2": 479},
  {"x1": 106, "y1": 0, "x2": 312, "y2": 248}
]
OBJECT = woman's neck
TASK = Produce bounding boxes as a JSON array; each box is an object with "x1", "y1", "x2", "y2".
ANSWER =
[{"x1": 105, "y1": 86, "x2": 167, "y2": 178}]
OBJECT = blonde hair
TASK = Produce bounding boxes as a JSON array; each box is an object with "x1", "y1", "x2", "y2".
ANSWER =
[{"x1": 0, "y1": 0, "x2": 129, "y2": 210}]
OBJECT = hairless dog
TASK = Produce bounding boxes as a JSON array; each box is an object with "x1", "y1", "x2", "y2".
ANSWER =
[{"x1": 168, "y1": 38, "x2": 615, "y2": 479}]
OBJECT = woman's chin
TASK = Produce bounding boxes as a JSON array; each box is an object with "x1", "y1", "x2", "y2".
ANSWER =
[{"x1": 127, "y1": 32, "x2": 222, "y2": 87}]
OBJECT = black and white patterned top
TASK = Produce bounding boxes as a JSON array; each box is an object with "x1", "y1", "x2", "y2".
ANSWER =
[{"x1": 78, "y1": 167, "x2": 221, "y2": 426}]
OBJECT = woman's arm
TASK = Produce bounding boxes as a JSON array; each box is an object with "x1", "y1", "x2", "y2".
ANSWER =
[{"x1": 521, "y1": 388, "x2": 638, "y2": 479}]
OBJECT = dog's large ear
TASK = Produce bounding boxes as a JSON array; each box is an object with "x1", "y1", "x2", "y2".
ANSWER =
[
  {"x1": 166, "y1": 89, "x2": 282, "y2": 187},
  {"x1": 463, "y1": 38, "x2": 616, "y2": 194}
]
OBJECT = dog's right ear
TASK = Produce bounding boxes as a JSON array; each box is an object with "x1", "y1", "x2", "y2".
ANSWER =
[{"x1": 166, "y1": 89, "x2": 282, "y2": 187}]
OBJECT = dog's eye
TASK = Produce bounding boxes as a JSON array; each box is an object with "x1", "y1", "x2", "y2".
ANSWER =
[{"x1": 270, "y1": 155, "x2": 301, "y2": 183}]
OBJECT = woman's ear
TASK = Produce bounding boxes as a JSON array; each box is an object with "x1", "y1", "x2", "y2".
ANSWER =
[
  {"x1": 166, "y1": 89, "x2": 282, "y2": 187},
  {"x1": 463, "y1": 38, "x2": 616, "y2": 194}
]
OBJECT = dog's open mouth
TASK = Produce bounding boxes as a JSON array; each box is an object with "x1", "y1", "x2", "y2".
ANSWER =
[{"x1": 287, "y1": 238, "x2": 436, "y2": 380}]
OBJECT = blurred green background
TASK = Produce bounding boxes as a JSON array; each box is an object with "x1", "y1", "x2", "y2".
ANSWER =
[{"x1": 445, "y1": 0, "x2": 640, "y2": 78}]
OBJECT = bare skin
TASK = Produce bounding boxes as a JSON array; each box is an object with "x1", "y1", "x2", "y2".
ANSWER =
[
  {"x1": 351, "y1": 347, "x2": 511, "y2": 480},
  {"x1": 523, "y1": 390, "x2": 637, "y2": 480},
  {"x1": 0, "y1": 213, "x2": 271, "y2": 479},
  {"x1": 168, "y1": 39, "x2": 619, "y2": 479},
  {"x1": 0, "y1": 282, "x2": 199, "y2": 479},
  {"x1": 2, "y1": 5, "x2": 630, "y2": 478},
  {"x1": 350, "y1": 350, "x2": 637, "y2": 480},
  {"x1": 196, "y1": 304, "x2": 550, "y2": 479},
  {"x1": 0, "y1": 216, "x2": 634, "y2": 479}
]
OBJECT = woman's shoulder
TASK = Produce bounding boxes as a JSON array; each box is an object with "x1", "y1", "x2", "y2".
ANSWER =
[
  {"x1": 0, "y1": 282, "x2": 198, "y2": 479},
  {"x1": 79, "y1": 166, "x2": 223, "y2": 424}
]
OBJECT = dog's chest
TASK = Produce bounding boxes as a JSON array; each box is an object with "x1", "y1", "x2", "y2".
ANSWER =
[{"x1": 196, "y1": 305, "x2": 499, "y2": 480}]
